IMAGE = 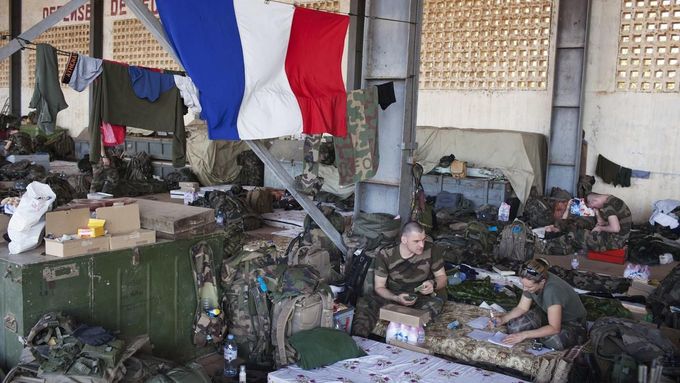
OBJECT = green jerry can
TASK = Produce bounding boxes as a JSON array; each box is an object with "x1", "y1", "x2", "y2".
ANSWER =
[{"x1": 0, "y1": 232, "x2": 230, "y2": 371}]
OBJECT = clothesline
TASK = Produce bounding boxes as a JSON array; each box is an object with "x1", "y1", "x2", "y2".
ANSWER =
[
  {"x1": 17, "y1": 37, "x2": 187, "y2": 76},
  {"x1": 17, "y1": 37, "x2": 71, "y2": 56},
  {"x1": 264, "y1": 0, "x2": 417, "y2": 25}
]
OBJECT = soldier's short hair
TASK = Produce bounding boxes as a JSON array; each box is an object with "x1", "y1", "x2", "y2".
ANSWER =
[{"x1": 402, "y1": 221, "x2": 424, "y2": 237}]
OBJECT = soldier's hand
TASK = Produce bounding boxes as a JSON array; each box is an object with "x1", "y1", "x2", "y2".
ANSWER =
[
  {"x1": 396, "y1": 293, "x2": 416, "y2": 306},
  {"x1": 418, "y1": 280, "x2": 435, "y2": 295}
]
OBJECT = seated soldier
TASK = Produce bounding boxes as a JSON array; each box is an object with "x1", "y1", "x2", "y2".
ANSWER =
[
  {"x1": 352, "y1": 221, "x2": 447, "y2": 337},
  {"x1": 490, "y1": 258, "x2": 587, "y2": 350},
  {"x1": 540, "y1": 192, "x2": 632, "y2": 255}
]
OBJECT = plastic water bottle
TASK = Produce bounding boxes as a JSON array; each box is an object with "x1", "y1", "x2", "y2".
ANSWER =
[
  {"x1": 386, "y1": 321, "x2": 400, "y2": 342},
  {"x1": 571, "y1": 253, "x2": 580, "y2": 270},
  {"x1": 498, "y1": 203, "x2": 511, "y2": 222},
  {"x1": 239, "y1": 365, "x2": 246, "y2": 383},
  {"x1": 416, "y1": 325, "x2": 426, "y2": 345},
  {"x1": 570, "y1": 199, "x2": 581, "y2": 216},
  {"x1": 223, "y1": 334, "x2": 238, "y2": 377}
]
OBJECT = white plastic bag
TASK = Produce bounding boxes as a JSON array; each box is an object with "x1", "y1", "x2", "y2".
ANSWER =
[{"x1": 8, "y1": 182, "x2": 56, "y2": 254}]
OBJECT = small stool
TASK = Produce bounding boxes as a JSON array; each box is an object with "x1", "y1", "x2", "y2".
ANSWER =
[{"x1": 587, "y1": 248, "x2": 626, "y2": 264}]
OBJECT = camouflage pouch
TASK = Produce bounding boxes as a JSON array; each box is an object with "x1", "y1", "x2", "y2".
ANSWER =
[{"x1": 190, "y1": 241, "x2": 226, "y2": 347}]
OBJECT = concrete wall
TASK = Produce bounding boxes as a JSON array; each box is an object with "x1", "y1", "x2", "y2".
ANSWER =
[
  {"x1": 582, "y1": 0, "x2": 680, "y2": 222},
  {"x1": 417, "y1": 90, "x2": 553, "y2": 135}
]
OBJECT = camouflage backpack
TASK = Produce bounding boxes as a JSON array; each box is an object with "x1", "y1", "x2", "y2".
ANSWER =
[
  {"x1": 590, "y1": 317, "x2": 677, "y2": 381},
  {"x1": 246, "y1": 187, "x2": 273, "y2": 214},
  {"x1": 268, "y1": 264, "x2": 334, "y2": 367},
  {"x1": 464, "y1": 220, "x2": 496, "y2": 254},
  {"x1": 236, "y1": 150, "x2": 264, "y2": 187},
  {"x1": 190, "y1": 241, "x2": 227, "y2": 347},
  {"x1": 524, "y1": 196, "x2": 554, "y2": 228},
  {"x1": 8, "y1": 132, "x2": 34, "y2": 155},
  {"x1": 44, "y1": 129, "x2": 76, "y2": 161},
  {"x1": 496, "y1": 219, "x2": 535, "y2": 262},
  {"x1": 647, "y1": 262, "x2": 680, "y2": 329},
  {"x1": 221, "y1": 244, "x2": 284, "y2": 366}
]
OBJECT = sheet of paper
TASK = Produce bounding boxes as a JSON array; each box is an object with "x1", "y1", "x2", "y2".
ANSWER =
[
  {"x1": 466, "y1": 329, "x2": 494, "y2": 342},
  {"x1": 490, "y1": 303, "x2": 507, "y2": 313},
  {"x1": 487, "y1": 332, "x2": 513, "y2": 348},
  {"x1": 573, "y1": 288, "x2": 590, "y2": 294},
  {"x1": 467, "y1": 316, "x2": 491, "y2": 330},
  {"x1": 526, "y1": 347, "x2": 555, "y2": 356}
]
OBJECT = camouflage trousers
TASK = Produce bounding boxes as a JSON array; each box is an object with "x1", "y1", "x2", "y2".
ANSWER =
[
  {"x1": 506, "y1": 307, "x2": 587, "y2": 350},
  {"x1": 352, "y1": 292, "x2": 444, "y2": 338},
  {"x1": 538, "y1": 229, "x2": 627, "y2": 255}
]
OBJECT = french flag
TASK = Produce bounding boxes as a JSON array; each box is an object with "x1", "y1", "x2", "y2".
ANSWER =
[{"x1": 158, "y1": 0, "x2": 349, "y2": 140}]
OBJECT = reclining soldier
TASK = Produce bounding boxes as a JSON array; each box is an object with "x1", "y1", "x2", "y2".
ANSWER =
[
  {"x1": 541, "y1": 192, "x2": 632, "y2": 255},
  {"x1": 490, "y1": 258, "x2": 587, "y2": 350},
  {"x1": 353, "y1": 221, "x2": 447, "y2": 337}
]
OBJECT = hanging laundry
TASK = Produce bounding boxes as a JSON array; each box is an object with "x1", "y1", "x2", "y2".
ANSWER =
[
  {"x1": 376, "y1": 81, "x2": 396, "y2": 110},
  {"x1": 29, "y1": 44, "x2": 68, "y2": 134},
  {"x1": 157, "y1": 0, "x2": 349, "y2": 140},
  {"x1": 173, "y1": 75, "x2": 202, "y2": 114},
  {"x1": 595, "y1": 154, "x2": 631, "y2": 187},
  {"x1": 89, "y1": 61, "x2": 186, "y2": 167},
  {"x1": 128, "y1": 66, "x2": 176, "y2": 102},
  {"x1": 334, "y1": 87, "x2": 380, "y2": 186},
  {"x1": 100, "y1": 122, "x2": 126, "y2": 147},
  {"x1": 62, "y1": 53, "x2": 103, "y2": 92}
]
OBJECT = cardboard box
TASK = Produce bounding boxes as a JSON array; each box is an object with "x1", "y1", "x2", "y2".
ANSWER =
[
  {"x1": 96, "y1": 203, "x2": 156, "y2": 250},
  {"x1": 387, "y1": 339, "x2": 433, "y2": 355},
  {"x1": 109, "y1": 229, "x2": 156, "y2": 250},
  {"x1": 135, "y1": 199, "x2": 215, "y2": 236},
  {"x1": 45, "y1": 208, "x2": 109, "y2": 257},
  {"x1": 627, "y1": 280, "x2": 657, "y2": 297},
  {"x1": 379, "y1": 304, "x2": 431, "y2": 327},
  {"x1": 95, "y1": 203, "x2": 141, "y2": 235}
]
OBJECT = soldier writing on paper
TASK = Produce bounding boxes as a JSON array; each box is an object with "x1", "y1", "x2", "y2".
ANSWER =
[
  {"x1": 488, "y1": 259, "x2": 587, "y2": 350},
  {"x1": 352, "y1": 222, "x2": 447, "y2": 337}
]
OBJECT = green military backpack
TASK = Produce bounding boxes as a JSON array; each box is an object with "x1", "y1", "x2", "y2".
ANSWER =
[
  {"x1": 268, "y1": 264, "x2": 334, "y2": 368},
  {"x1": 590, "y1": 317, "x2": 676, "y2": 381},
  {"x1": 524, "y1": 196, "x2": 554, "y2": 228},
  {"x1": 464, "y1": 220, "x2": 496, "y2": 254},
  {"x1": 221, "y1": 244, "x2": 284, "y2": 367}
]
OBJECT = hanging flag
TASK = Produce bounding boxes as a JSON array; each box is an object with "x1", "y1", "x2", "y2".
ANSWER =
[{"x1": 157, "y1": 0, "x2": 349, "y2": 140}]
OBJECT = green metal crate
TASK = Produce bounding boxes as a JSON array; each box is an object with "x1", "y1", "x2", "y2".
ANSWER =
[{"x1": 0, "y1": 232, "x2": 228, "y2": 371}]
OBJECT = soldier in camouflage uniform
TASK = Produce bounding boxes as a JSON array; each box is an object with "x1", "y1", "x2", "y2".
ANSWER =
[
  {"x1": 352, "y1": 222, "x2": 447, "y2": 337},
  {"x1": 539, "y1": 193, "x2": 632, "y2": 255},
  {"x1": 492, "y1": 259, "x2": 587, "y2": 350}
]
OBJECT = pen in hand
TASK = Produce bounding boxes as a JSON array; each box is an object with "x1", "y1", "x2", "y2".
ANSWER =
[{"x1": 490, "y1": 311, "x2": 498, "y2": 327}]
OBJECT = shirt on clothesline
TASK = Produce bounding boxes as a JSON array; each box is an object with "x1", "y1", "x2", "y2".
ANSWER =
[{"x1": 89, "y1": 61, "x2": 186, "y2": 167}]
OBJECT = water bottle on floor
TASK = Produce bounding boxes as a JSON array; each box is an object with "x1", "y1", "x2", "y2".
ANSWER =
[
  {"x1": 223, "y1": 334, "x2": 238, "y2": 377},
  {"x1": 571, "y1": 253, "x2": 580, "y2": 270}
]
